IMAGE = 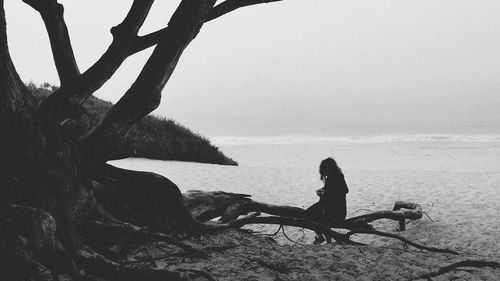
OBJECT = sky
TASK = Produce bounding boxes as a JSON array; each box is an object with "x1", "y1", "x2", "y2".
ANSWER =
[{"x1": 4, "y1": 0, "x2": 500, "y2": 137}]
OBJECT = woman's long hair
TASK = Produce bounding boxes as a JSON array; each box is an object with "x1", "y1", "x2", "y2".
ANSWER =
[{"x1": 319, "y1": 157, "x2": 343, "y2": 182}]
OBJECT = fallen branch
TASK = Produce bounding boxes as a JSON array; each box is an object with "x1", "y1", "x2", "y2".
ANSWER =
[
  {"x1": 347, "y1": 201, "x2": 422, "y2": 231},
  {"x1": 346, "y1": 229, "x2": 459, "y2": 255},
  {"x1": 228, "y1": 216, "x2": 357, "y2": 245},
  {"x1": 413, "y1": 260, "x2": 500, "y2": 280},
  {"x1": 183, "y1": 190, "x2": 305, "y2": 223},
  {"x1": 184, "y1": 191, "x2": 452, "y2": 253},
  {"x1": 184, "y1": 192, "x2": 420, "y2": 232}
]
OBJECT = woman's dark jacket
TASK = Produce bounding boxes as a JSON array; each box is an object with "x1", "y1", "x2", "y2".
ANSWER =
[{"x1": 319, "y1": 173, "x2": 349, "y2": 219}]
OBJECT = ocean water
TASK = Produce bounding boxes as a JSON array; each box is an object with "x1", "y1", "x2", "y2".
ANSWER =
[{"x1": 112, "y1": 135, "x2": 500, "y2": 249}]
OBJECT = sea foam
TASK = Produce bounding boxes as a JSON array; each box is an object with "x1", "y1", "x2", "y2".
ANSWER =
[{"x1": 212, "y1": 134, "x2": 500, "y2": 146}]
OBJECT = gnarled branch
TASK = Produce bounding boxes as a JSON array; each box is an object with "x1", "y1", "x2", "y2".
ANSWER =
[
  {"x1": 347, "y1": 201, "x2": 423, "y2": 231},
  {"x1": 346, "y1": 229, "x2": 459, "y2": 255},
  {"x1": 79, "y1": 0, "x2": 217, "y2": 162},
  {"x1": 131, "y1": 0, "x2": 286, "y2": 56},
  {"x1": 22, "y1": 0, "x2": 79, "y2": 86},
  {"x1": 40, "y1": 0, "x2": 155, "y2": 121},
  {"x1": 182, "y1": 190, "x2": 306, "y2": 223},
  {"x1": 134, "y1": 0, "x2": 285, "y2": 56},
  {"x1": 228, "y1": 215, "x2": 356, "y2": 245},
  {"x1": 413, "y1": 260, "x2": 500, "y2": 280}
]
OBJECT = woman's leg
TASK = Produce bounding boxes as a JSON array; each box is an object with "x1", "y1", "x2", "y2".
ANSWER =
[
  {"x1": 305, "y1": 202, "x2": 324, "y2": 219},
  {"x1": 305, "y1": 202, "x2": 328, "y2": 244}
]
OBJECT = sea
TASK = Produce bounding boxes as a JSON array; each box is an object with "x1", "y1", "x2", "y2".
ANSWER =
[{"x1": 112, "y1": 134, "x2": 500, "y2": 247}]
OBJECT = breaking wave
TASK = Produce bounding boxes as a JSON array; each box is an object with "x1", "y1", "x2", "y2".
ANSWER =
[{"x1": 212, "y1": 135, "x2": 500, "y2": 146}]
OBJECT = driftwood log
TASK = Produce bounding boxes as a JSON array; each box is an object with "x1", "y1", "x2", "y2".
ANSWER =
[
  {"x1": 183, "y1": 190, "x2": 305, "y2": 223},
  {"x1": 346, "y1": 201, "x2": 423, "y2": 231},
  {"x1": 413, "y1": 260, "x2": 500, "y2": 280},
  {"x1": 181, "y1": 190, "x2": 457, "y2": 254},
  {"x1": 183, "y1": 190, "x2": 422, "y2": 229}
]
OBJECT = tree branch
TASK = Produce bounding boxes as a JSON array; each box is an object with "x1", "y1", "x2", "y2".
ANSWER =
[
  {"x1": 39, "y1": 0, "x2": 285, "y2": 122},
  {"x1": 22, "y1": 0, "x2": 80, "y2": 86},
  {"x1": 182, "y1": 190, "x2": 306, "y2": 223},
  {"x1": 413, "y1": 260, "x2": 500, "y2": 280},
  {"x1": 206, "y1": 0, "x2": 283, "y2": 22},
  {"x1": 346, "y1": 229, "x2": 459, "y2": 255},
  {"x1": 131, "y1": 27, "x2": 169, "y2": 55},
  {"x1": 347, "y1": 201, "x2": 423, "y2": 231},
  {"x1": 79, "y1": 0, "x2": 217, "y2": 162},
  {"x1": 130, "y1": 0, "x2": 286, "y2": 55},
  {"x1": 40, "y1": 0, "x2": 155, "y2": 121},
  {"x1": 228, "y1": 216, "x2": 357, "y2": 245}
]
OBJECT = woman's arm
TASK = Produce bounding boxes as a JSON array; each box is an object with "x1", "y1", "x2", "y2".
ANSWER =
[
  {"x1": 316, "y1": 187, "x2": 325, "y2": 196},
  {"x1": 324, "y1": 174, "x2": 349, "y2": 195}
]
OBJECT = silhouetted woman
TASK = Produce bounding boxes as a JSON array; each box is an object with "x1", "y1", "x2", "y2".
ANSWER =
[{"x1": 306, "y1": 157, "x2": 349, "y2": 244}]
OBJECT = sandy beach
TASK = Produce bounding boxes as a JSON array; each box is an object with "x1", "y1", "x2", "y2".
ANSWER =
[
  {"x1": 123, "y1": 229, "x2": 499, "y2": 281},
  {"x1": 112, "y1": 138, "x2": 500, "y2": 280}
]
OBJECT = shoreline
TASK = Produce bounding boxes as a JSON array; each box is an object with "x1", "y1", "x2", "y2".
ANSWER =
[{"x1": 211, "y1": 134, "x2": 500, "y2": 146}]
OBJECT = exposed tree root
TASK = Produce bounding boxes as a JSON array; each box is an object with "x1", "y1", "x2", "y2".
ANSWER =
[
  {"x1": 346, "y1": 229, "x2": 459, "y2": 255},
  {"x1": 413, "y1": 260, "x2": 500, "y2": 280},
  {"x1": 0, "y1": 169, "x2": 457, "y2": 281},
  {"x1": 0, "y1": 237, "x2": 54, "y2": 281},
  {"x1": 0, "y1": 204, "x2": 81, "y2": 279},
  {"x1": 228, "y1": 215, "x2": 357, "y2": 245},
  {"x1": 75, "y1": 246, "x2": 214, "y2": 281},
  {"x1": 91, "y1": 164, "x2": 203, "y2": 234},
  {"x1": 84, "y1": 220, "x2": 207, "y2": 257}
]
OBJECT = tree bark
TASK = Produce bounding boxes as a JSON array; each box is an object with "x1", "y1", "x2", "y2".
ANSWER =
[{"x1": 0, "y1": 1, "x2": 31, "y2": 114}]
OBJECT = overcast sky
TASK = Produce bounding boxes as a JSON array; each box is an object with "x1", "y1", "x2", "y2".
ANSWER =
[{"x1": 5, "y1": 0, "x2": 500, "y2": 136}]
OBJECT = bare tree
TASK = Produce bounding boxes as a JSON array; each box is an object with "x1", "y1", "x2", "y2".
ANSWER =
[{"x1": 0, "y1": 0, "x2": 284, "y2": 280}]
